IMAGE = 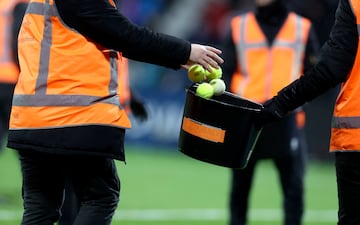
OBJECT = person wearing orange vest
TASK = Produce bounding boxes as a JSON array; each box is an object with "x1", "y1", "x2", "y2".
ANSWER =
[
  {"x1": 221, "y1": 0, "x2": 319, "y2": 224},
  {"x1": 257, "y1": 0, "x2": 360, "y2": 224},
  {"x1": 58, "y1": 56, "x2": 148, "y2": 225},
  {"x1": 0, "y1": 0, "x2": 27, "y2": 151},
  {"x1": 59, "y1": 3, "x2": 147, "y2": 225},
  {"x1": 8, "y1": 0, "x2": 223, "y2": 224}
]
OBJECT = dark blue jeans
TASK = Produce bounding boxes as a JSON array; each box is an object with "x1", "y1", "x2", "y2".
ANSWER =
[
  {"x1": 335, "y1": 152, "x2": 360, "y2": 225},
  {"x1": 18, "y1": 150, "x2": 120, "y2": 225}
]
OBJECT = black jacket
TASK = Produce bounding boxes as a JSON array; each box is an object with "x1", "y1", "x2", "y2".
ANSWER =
[
  {"x1": 273, "y1": 0, "x2": 358, "y2": 112},
  {"x1": 8, "y1": 0, "x2": 192, "y2": 160},
  {"x1": 55, "y1": 0, "x2": 191, "y2": 69}
]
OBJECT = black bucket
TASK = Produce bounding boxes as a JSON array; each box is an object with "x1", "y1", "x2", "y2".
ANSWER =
[{"x1": 178, "y1": 85, "x2": 263, "y2": 169}]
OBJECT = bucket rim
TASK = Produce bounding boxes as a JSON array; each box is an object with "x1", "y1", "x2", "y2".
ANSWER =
[{"x1": 185, "y1": 87, "x2": 263, "y2": 112}]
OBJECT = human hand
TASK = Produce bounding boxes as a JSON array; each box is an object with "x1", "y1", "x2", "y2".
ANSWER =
[
  {"x1": 130, "y1": 98, "x2": 148, "y2": 123},
  {"x1": 255, "y1": 97, "x2": 286, "y2": 127},
  {"x1": 183, "y1": 44, "x2": 224, "y2": 72}
]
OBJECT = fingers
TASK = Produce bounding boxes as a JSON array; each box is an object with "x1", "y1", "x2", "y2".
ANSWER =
[
  {"x1": 203, "y1": 50, "x2": 224, "y2": 71},
  {"x1": 185, "y1": 44, "x2": 224, "y2": 72},
  {"x1": 206, "y1": 46, "x2": 223, "y2": 56},
  {"x1": 199, "y1": 58, "x2": 215, "y2": 72},
  {"x1": 202, "y1": 46, "x2": 224, "y2": 68}
]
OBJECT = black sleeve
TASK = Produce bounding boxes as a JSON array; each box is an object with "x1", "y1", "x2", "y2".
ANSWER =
[
  {"x1": 276, "y1": 0, "x2": 358, "y2": 111},
  {"x1": 221, "y1": 29, "x2": 238, "y2": 90},
  {"x1": 12, "y1": 3, "x2": 28, "y2": 67},
  {"x1": 54, "y1": 0, "x2": 191, "y2": 69}
]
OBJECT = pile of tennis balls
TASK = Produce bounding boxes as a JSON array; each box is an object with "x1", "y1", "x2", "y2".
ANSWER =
[{"x1": 188, "y1": 64, "x2": 226, "y2": 99}]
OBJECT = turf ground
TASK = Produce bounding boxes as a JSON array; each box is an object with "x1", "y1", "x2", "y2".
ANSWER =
[{"x1": 0, "y1": 145, "x2": 337, "y2": 225}]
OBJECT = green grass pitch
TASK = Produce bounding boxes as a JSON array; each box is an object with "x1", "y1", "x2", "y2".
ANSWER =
[{"x1": 0, "y1": 145, "x2": 337, "y2": 225}]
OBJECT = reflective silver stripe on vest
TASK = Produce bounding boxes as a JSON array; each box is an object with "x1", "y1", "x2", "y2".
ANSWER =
[
  {"x1": 26, "y1": 1, "x2": 58, "y2": 16},
  {"x1": 109, "y1": 51, "x2": 119, "y2": 95},
  {"x1": 237, "y1": 15, "x2": 260, "y2": 79},
  {"x1": 236, "y1": 13, "x2": 306, "y2": 81},
  {"x1": 332, "y1": 116, "x2": 360, "y2": 129},
  {"x1": 13, "y1": 94, "x2": 120, "y2": 106},
  {"x1": 13, "y1": 1, "x2": 121, "y2": 108}
]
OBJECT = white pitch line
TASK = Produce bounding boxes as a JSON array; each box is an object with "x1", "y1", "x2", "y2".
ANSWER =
[
  {"x1": 0, "y1": 208, "x2": 337, "y2": 222},
  {"x1": 113, "y1": 209, "x2": 225, "y2": 221}
]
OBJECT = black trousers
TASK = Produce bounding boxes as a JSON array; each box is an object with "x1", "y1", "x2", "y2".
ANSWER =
[
  {"x1": 0, "y1": 82, "x2": 15, "y2": 150},
  {"x1": 229, "y1": 151, "x2": 305, "y2": 225},
  {"x1": 335, "y1": 152, "x2": 360, "y2": 225},
  {"x1": 18, "y1": 150, "x2": 120, "y2": 225},
  {"x1": 58, "y1": 180, "x2": 80, "y2": 225}
]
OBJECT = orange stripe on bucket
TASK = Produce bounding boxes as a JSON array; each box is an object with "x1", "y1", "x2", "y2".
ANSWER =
[{"x1": 182, "y1": 117, "x2": 225, "y2": 143}]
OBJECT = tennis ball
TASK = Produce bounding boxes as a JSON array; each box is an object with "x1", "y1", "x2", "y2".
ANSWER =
[
  {"x1": 188, "y1": 64, "x2": 206, "y2": 82},
  {"x1": 205, "y1": 66, "x2": 222, "y2": 81},
  {"x1": 210, "y1": 78, "x2": 226, "y2": 96},
  {"x1": 196, "y1": 82, "x2": 214, "y2": 99}
]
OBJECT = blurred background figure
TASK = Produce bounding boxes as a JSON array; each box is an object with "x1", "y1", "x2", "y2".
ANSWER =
[
  {"x1": 0, "y1": 0, "x2": 28, "y2": 152},
  {"x1": 117, "y1": 57, "x2": 148, "y2": 123},
  {"x1": 221, "y1": 0, "x2": 319, "y2": 224}
]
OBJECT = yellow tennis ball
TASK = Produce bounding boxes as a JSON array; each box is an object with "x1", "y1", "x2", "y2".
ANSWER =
[
  {"x1": 188, "y1": 64, "x2": 206, "y2": 82},
  {"x1": 210, "y1": 78, "x2": 226, "y2": 96},
  {"x1": 196, "y1": 82, "x2": 214, "y2": 99},
  {"x1": 205, "y1": 66, "x2": 222, "y2": 81}
]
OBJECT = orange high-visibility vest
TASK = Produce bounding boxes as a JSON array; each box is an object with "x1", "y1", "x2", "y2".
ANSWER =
[
  {"x1": 330, "y1": 0, "x2": 360, "y2": 151},
  {"x1": 230, "y1": 12, "x2": 311, "y2": 104},
  {"x1": 10, "y1": 0, "x2": 131, "y2": 130},
  {"x1": 0, "y1": 0, "x2": 26, "y2": 83}
]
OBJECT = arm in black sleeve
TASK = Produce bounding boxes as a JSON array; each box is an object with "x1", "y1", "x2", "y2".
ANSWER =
[
  {"x1": 54, "y1": 0, "x2": 190, "y2": 69},
  {"x1": 275, "y1": 0, "x2": 358, "y2": 113},
  {"x1": 221, "y1": 29, "x2": 238, "y2": 90},
  {"x1": 12, "y1": 3, "x2": 28, "y2": 67}
]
